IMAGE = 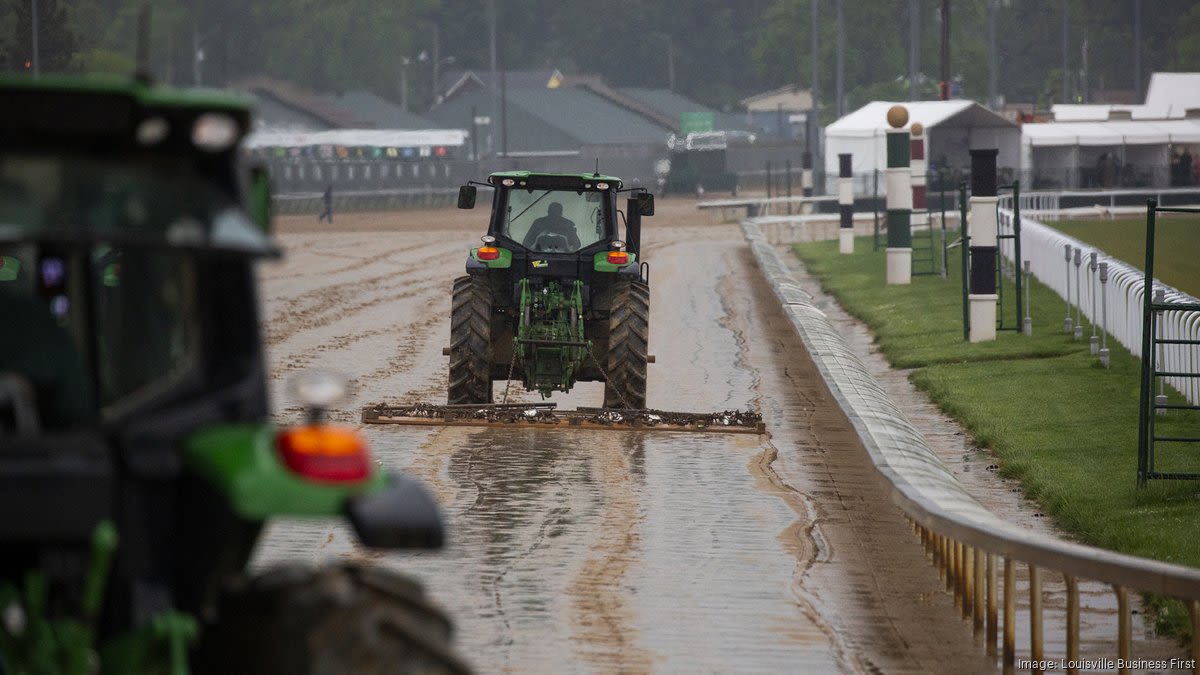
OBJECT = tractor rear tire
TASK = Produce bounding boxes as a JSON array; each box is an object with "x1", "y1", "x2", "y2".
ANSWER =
[
  {"x1": 192, "y1": 563, "x2": 472, "y2": 675},
  {"x1": 448, "y1": 275, "x2": 493, "y2": 404},
  {"x1": 603, "y1": 279, "x2": 650, "y2": 409}
]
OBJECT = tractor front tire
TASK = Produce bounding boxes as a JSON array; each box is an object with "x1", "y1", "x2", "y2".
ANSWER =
[
  {"x1": 448, "y1": 275, "x2": 493, "y2": 404},
  {"x1": 192, "y1": 564, "x2": 472, "y2": 675},
  {"x1": 603, "y1": 279, "x2": 650, "y2": 409}
]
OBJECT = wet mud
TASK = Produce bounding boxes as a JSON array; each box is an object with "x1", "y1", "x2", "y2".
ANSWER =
[{"x1": 250, "y1": 200, "x2": 1185, "y2": 673}]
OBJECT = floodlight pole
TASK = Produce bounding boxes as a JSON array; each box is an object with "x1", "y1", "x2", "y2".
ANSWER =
[
  {"x1": 836, "y1": 0, "x2": 845, "y2": 118},
  {"x1": 909, "y1": 0, "x2": 919, "y2": 100},
  {"x1": 810, "y1": 0, "x2": 820, "y2": 194},
  {"x1": 31, "y1": 0, "x2": 40, "y2": 76}
]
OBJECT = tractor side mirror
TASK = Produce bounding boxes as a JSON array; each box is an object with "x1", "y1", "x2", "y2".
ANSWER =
[
  {"x1": 636, "y1": 192, "x2": 655, "y2": 217},
  {"x1": 458, "y1": 185, "x2": 477, "y2": 209},
  {"x1": 248, "y1": 165, "x2": 272, "y2": 233}
]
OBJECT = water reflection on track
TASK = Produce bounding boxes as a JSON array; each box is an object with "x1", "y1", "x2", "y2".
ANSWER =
[{"x1": 253, "y1": 205, "x2": 1042, "y2": 672}]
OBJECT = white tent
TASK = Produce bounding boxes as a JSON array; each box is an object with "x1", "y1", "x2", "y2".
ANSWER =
[
  {"x1": 1021, "y1": 118, "x2": 1200, "y2": 189},
  {"x1": 1050, "y1": 72, "x2": 1200, "y2": 122},
  {"x1": 823, "y1": 100, "x2": 1020, "y2": 187}
]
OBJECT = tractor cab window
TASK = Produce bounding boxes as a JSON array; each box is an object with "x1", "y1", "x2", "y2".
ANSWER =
[
  {"x1": 0, "y1": 153, "x2": 215, "y2": 427},
  {"x1": 501, "y1": 189, "x2": 606, "y2": 253}
]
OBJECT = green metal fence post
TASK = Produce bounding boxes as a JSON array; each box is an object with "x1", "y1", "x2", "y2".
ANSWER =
[
  {"x1": 941, "y1": 173, "x2": 948, "y2": 277},
  {"x1": 1137, "y1": 199, "x2": 1157, "y2": 487},
  {"x1": 1013, "y1": 180, "x2": 1023, "y2": 333},
  {"x1": 873, "y1": 169, "x2": 880, "y2": 251}
]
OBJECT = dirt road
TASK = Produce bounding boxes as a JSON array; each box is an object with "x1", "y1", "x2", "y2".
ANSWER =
[{"x1": 250, "y1": 199, "x2": 1172, "y2": 673}]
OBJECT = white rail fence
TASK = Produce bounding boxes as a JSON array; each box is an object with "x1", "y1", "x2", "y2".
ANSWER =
[
  {"x1": 1011, "y1": 187, "x2": 1200, "y2": 220},
  {"x1": 996, "y1": 204, "x2": 1200, "y2": 406}
]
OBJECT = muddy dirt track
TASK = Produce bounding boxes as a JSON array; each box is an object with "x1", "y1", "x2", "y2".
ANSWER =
[{"x1": 251, "y1": 199, "x2": 1181, "y2": 673}]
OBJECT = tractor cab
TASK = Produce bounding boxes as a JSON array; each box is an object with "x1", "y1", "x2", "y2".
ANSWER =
[
  {"x1": 458, "y1": 171, "x2": 653, "y2": 285},
  {"x1": 0, "y1": 76, "x2": 451, "y2": 672},
  {"x1": 452, "y1": 171, "x2": 654, "y2": 407}
]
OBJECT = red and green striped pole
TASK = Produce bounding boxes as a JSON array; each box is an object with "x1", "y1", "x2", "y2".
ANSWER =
[
  {"x1": 910, "y1": 123, "x2": 927, "y2": 253},
  {"x1": 885, "y1": 106, "x2": 912, "y2": 285},
  {"x1": 839, "y1": 153, "x2": 854, "y2": 253}
]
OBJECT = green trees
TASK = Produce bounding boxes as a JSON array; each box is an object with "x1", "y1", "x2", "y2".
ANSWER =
[{"x1": 1, "y1": 0, "x2": 1197, "y2": 114}]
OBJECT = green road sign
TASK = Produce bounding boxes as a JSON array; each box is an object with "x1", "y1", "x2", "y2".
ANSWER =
[{"x1": 680, "y1": 112, "x2": 715, "y2": 135}]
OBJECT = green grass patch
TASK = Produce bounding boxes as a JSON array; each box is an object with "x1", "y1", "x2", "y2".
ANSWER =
[
  {"x1": 793, "y1": 234, "x2": 1200, "y2": 638},
  {"x1": 1049, "y1": 216, "x2": 1200, "y2": 297}
]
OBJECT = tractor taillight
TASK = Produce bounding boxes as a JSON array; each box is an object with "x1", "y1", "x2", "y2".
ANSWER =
[
  {"x1": 607, "y1": 251, "x2": 630, "y2": 265},
  {"x1": 477, "y1": 246, "x2": 500, "y2": 261},
  {"x1": 277, "y1": 426, "x2": 371, "y2": 482}
]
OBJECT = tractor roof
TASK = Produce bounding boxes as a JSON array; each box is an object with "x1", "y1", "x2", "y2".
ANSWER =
[
  {"x1": 487, "y1": 171, "x2": 623, "y2": 190},
  {"x1": 0, "y1": 74, "x2": 252, "y2": 153},
  {"x1": 0, "y1": 73, "x2": 252, "y2": 110}
]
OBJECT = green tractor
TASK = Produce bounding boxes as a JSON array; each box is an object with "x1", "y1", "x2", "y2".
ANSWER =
[
  {"x1": 0, "y1": 76, "x2": 468, "y2": 673},
  {"x1": 451, "y1": 172, "x2": 654, "y2": 408}
]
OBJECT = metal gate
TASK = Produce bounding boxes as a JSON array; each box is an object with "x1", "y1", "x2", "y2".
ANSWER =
[{"x1": 1137, "y1": 199, "x2": 1200, "y2": 486}]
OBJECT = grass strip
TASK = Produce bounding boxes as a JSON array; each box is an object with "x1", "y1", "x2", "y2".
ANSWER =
[
  {"x1": 1049, "y1": 216, "x2": 1200, "y2": 298},
  {"x1": 793, "y1": 234, "x2": 1200, "y2": 638}
]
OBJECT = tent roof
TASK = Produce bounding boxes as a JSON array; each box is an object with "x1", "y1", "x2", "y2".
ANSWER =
[
  {"x1": 1144, "y1": 72, "x2": 1200, "y2": 118},
  {"x1": 825, "y1": 100, "x2": 1016, "y2": 137},
  {"x1": 1023, "y1": 119, "x2": 1200, "y2": 147},
  {"x1": 244, "y1": 128, "x2": 467, "y2": 149},
  {"x1": 1051, "y1": 73, "x2": 1200, "y2": 121}
]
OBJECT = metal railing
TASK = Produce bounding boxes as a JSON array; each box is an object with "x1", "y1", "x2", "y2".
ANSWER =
[
  {"x1": 1137, "y1": 202, "x2": 1200, "y2": 485},
  {"x1": 743, "y1": 219, "x2": 1200, "y2": 672},
  {"x1": 1008, "y1": 187, "x2": 1200, "y2": 220},
  {"x1": 995, "y1": 203, "x2": 1200, "y2": 407}
]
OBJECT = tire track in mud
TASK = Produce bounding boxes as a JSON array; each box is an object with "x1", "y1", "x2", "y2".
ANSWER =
[
  {"x1": 350, "y1": 311, "x2": 446, "y2": 385},
  {"x1": 264, "y1": 274, "x2": 442, "y2": 347},
  {"x1": 272, "y1": 237, "x2": 458, "y2": 282},
  {"x1": 566, "y1": 438, "x2": 654, "y2": 672},
  {"x1": 716, "y1": 265, "x2": 860, "y2": 672},
  {"x1": 267, "y1": 288, "x2": 445, "y2": 382}
]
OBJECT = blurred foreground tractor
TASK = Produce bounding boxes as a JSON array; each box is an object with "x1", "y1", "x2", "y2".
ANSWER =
[
  {"x1": 451, "y1": 172, "x2": 654, "y2": 408},
  {"x1": 0, "y1": 76, "x2": 469, "y2": 674}
]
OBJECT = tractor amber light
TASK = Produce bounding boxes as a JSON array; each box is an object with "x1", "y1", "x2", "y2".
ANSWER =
[
  {"x1": 606, "y1": 251, "x2": 630, "y2": 265},
  {"x1": 477, "y1": 246, "x2": 500, "y2": 261},
  {"x1": 277, "y1": 426, "x2": 370, "y2": 482}
]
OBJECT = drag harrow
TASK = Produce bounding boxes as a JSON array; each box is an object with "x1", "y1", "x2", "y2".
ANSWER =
[{"x1": 361, "y1": 402, "x2": 766, "y2": 435}]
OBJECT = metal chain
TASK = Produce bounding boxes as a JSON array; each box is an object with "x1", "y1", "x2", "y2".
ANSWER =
[
  {"x1": 500, "y1": 341, "x2": 518, "y2": 405},
  {"x1": 585, "y1": 341, "x2": 634, "y2": 410}
]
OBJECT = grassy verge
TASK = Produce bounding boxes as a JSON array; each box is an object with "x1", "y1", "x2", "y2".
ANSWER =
[
  {"x1": 1049, "y1": 216, "x2": 1200, "y2": 297},
  {"x1": 793, "y1": 234, "x2": 1200, "y2": 638}
]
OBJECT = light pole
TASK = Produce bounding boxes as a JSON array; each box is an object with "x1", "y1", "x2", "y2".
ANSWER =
[
  {"x1": 417, "y1": 50, "x2": 455, "y2": 105},
  {"x1": 835, "y1": 0, "x2": 844, "y2": 117},
  {"x1": 31, "y1": 0, "x2": 39, "y2": 76},
  {"x1": 400, "y1": 56, "x2": 411, "y2": 112},
  {"x1": 909, "y1": 0, "x2": 919, "y2": 100},
  {"x1": 192, "y1": 22, "x2": 213, "y2": 86}
]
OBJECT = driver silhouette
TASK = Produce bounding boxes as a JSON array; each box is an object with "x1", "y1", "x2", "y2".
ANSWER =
[{"x1": 523, "y1": 202, "x2": 580, "y2": 251}]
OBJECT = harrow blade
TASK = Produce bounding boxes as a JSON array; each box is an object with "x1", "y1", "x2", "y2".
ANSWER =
[{"x1": 361, "y1": 403, "x2": 765, "y2": 434}]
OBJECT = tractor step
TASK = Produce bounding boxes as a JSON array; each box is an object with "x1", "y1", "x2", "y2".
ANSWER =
[{"x1": 361, "y1": 403, "x2": 765, "y2": 434}]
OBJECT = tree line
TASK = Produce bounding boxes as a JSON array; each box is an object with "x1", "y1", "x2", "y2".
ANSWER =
[{"x1": 2, "y1": 0, "x2": 1198, "y2": 119}]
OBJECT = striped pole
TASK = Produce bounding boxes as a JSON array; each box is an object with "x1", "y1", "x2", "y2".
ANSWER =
[
  {"x1": 885, "y1": 106, "x2": 912, "y2": 285},
  {"x1": 839, "y1": 153, "x2": 854, "y2": 253},
  {"x1": 968, "y1": 148, "x2": 1000, "y2": 342},
  {"x1": 910, "y1": 123, "x2": 928, "y2": 254},
  {"x1": 801, "y1": 151, "x2": 814, "y2": 214}
]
